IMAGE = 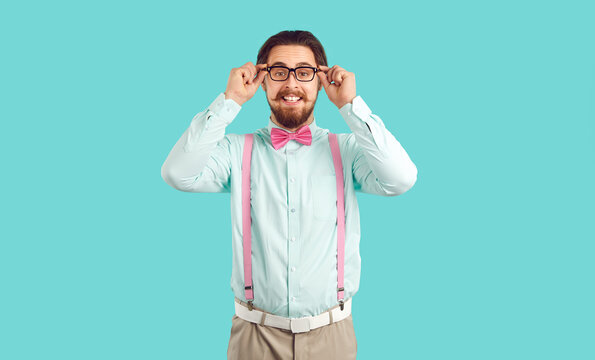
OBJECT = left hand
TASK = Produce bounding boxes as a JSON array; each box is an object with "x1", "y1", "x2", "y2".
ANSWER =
[{"x1": 317, "y1": 65, "x2": 356, "y2": 109}]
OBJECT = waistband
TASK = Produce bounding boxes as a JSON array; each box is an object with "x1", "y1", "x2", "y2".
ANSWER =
[{"x1": 234, "y1": 297, "x2": 352, "y2": 333}]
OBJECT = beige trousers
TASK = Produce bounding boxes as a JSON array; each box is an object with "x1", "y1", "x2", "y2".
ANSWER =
[{"x1": 227, "y1": 304, "x2": 357, "y2": 360}]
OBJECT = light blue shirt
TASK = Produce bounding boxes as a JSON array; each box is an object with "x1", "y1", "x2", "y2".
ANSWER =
[{"x1": 161, "y1": 93, "x2": 417, "y2": 317}]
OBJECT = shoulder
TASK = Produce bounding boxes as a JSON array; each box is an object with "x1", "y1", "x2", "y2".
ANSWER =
[
  {"x1": 252, "y1": 127, "x2": 271, "y2": 146},
  {"x1": 223, "y1": 133, "x2": 245, "y2": 143},
  {"x1": 330, "y1": 132, "x2": 360, "y2": 161},
  {"x1": 222, "y1": 128, "x2": 269, "y2": 151},
  {"x1": 332, "y1": 132, "x2": 356, "y2": 148}
]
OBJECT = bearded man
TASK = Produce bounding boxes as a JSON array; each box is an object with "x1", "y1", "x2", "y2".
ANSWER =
[{"x1": 161, "y1": 30, "x2": 418, "y2": 359}]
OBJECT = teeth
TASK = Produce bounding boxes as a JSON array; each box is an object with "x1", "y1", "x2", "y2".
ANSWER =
[{"x1": 283, "y1": 96, "x2": 301, "y2": 102}]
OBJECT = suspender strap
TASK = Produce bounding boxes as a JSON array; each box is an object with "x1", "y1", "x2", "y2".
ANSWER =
[
  {"x1": 242, "y1": 134, "x2": 254, "y2": 306},
  {"x1": 240, "y1": 132, "x2": 346, "y2": 310},
  {"x1": 328, "y1": 133, "x2": 346, "y2": 307}
]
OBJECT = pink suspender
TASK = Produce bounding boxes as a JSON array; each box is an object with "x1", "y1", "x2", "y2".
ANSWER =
[
  {"x1": 241, "y1": 133, "x2": 346, "y2": 311},
  {"x1": 242, "y1": 134, "x2": 254, "y2": 309},
  {"x1": 328, "y1": 133, "x2": 346, "y2": 309}
]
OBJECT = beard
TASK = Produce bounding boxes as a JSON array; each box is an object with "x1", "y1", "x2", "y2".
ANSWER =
[{"x1": 267, "y1": 90, "x2": 318, "y2": 130}]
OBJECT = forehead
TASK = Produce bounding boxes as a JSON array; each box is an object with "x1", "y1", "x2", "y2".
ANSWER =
[{"x1": 267, "y1": 45, "x2": 317, "y2": 67}]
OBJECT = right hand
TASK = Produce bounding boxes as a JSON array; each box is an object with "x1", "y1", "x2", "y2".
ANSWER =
[{"x1": 224, "y1": 62, "x2": 268, "y2": 106}]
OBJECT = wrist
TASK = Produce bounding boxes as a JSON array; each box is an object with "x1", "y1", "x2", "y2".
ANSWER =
[
  {"x1": 336, "y1": 96, "x2": 356, "y2": 109},
  {"x1": 224, "y1": 92, "x2": 244, "y2": 106}
]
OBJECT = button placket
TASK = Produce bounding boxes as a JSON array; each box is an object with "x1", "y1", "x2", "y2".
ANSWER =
[{"x1": 286, "y1": 145, "x2": 300, "y2": 315}]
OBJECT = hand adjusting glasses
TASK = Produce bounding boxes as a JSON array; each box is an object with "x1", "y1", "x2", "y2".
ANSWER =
[{"x1": 265, "y1": 66, "x2": 320, "y2": 82}]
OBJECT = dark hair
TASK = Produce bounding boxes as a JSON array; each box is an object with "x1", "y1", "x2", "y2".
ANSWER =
[{"x1": 256, "y1": 30, "x2": 328, "y2": 67}]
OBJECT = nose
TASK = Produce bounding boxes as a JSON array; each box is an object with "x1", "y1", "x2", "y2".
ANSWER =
[{"x1": 284, "y1": 70, "x2": 299, "y2": 87}]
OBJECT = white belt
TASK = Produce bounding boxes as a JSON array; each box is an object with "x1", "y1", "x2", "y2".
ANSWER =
[{"x1": 234, "y1": 298, "x2": 352, "y2": 334}]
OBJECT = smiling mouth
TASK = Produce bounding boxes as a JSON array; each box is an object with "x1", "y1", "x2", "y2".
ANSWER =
[{"x1": 281, "y1": 96, "x2": 302, "y2": 105}]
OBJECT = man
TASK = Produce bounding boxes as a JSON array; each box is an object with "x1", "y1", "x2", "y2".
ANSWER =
[{"x1": 161, "y1": 30, "x2": 417, "y2": 359}]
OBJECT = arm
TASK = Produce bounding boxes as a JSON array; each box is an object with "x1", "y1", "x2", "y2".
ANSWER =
[
  {"x1": 160, "y1": 93, "x2": 240, "y2": 193},
  {"x1": 339, "y1": 96, "x2": 417, "y2": 196},
  {"x1": 161, "y1": 61, "x2": 268, "y2": 193},
  {"x1": 316, "y1": 65, "x2": 417, "y2": 196}
]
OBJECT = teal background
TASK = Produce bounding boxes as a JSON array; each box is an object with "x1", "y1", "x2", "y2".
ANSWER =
[{"x1": 1, "y1": 0, "x2": 593, "y2": 359}]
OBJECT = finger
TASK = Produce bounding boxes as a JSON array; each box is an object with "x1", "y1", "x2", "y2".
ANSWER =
[
  {"x1": 248, "y1": 70, "x2": 267, "y2": 93},
  {"x1": 254, "y1": 67, "x2": 267, "y2": 84},
  {"x1": 248, "y1": 65, "x2": 257, "y2": 82},
  {"x1": 253, "y1": 64, "x2": 268, "y2": 82},
  {"x1": 241, "y1": 62, "x2": 256, "y2": 84},
  {"x1": 326, "y1": 66, "x2": 337, "y2": 83},
  {"x1": 248, "y1": 71, "x2": 257, "y2": 84},
  {"x1": 318, "y1": 65, "x2": 330, "y2": 73},
  {"x1": 242, "y1": 61, "x2": 255, "y2": 72},
  {"x1": 246, "y1": 69, "x2": 256, "y2": 84},
  {"x1": 334, "y1": 70, "x2": 348, "y2": 86},
  {"x1": 328, "y1": 65, "x2": 343, "y2": 84},
  {"x1": 240, "y1": 69, "x2": 252, "y2": 85},
  {"x1": 317, "y1": 69, "x2": 330, "y2": 89},
  {"x1": 236, "y1": 68, "x2": 247, "y2": 82}
]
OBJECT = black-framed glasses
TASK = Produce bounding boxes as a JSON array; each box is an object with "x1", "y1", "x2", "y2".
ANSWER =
[{"x1": 266, "y1": 66, "x2": 319, "y2": 82}]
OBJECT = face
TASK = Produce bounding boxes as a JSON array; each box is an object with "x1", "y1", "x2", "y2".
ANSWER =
[{"x1": 261, "y1": 45, "x2": 322, "y2": 131}]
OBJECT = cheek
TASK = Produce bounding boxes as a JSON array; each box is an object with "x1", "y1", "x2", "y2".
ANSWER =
[{"x1": 265, "y1": 84, "x2": 280, "y2": 99}]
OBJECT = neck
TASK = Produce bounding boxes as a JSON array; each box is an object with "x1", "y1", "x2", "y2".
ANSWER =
[{"x1": 270, "y1": 115, "x2": 314, "y2": 132}]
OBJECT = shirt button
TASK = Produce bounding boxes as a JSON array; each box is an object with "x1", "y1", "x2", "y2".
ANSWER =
[
  {"x1": 290, "y1": 177, "x2": 295, "y2": 183},
  {"x1": 292, "y1": 297, "x2": 296, "y2": 302},
  {"x1": 291, "y1": 267, "x2": 296, "y2": 272},
  {"x1": 290, "y1": 237, "x2": 296, "y2": 242},
  {"x1": 291, "y1": 208, "x2": 296, "y2": 213},
  {"x1": 348, "y1": 111, "x2": 352, "y2": 116}
]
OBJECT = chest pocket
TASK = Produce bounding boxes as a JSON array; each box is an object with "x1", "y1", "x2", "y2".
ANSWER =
[{"x1": 310, "y1": 175, "x2": 338, "y2": 221}]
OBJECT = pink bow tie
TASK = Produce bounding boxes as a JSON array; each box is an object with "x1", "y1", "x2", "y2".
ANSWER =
[{"x1": 270, "y1": 125, "x2": 312, "y2": 150}]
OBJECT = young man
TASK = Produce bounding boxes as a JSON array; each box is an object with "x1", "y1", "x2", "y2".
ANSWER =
[{"x1": 161, "y1": 30, "x2": 418, "y2": 359}]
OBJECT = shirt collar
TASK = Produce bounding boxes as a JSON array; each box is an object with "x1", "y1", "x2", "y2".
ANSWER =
[{"x1": 266, "y1": 117, "x2": 320, "y2": 135}]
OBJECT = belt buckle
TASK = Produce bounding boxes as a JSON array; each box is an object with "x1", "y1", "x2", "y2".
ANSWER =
[{"x1": 290, "y1": 317, "x2": 311, "y2": 333}]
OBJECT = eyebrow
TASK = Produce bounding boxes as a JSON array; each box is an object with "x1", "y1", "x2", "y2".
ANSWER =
[{"x1": 270, "y1": 61, "x2": 315, "y2": 67}]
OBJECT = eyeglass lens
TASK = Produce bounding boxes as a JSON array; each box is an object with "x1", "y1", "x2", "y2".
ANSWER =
[{"x1": 270, "y1": 67, "x2": 315, "y2": 81}]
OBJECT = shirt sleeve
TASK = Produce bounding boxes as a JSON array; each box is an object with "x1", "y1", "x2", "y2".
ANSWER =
[
  {"x1": 161, "y1": 93, "x2": 241, "y2": 193},
  {"x1": 339, "y1": 96, "x2": 418, "y2": 196}
]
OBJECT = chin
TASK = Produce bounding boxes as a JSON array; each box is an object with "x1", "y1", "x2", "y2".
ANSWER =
[{"x1": 267, "y1": 97, "x2": 316, "y2": 129}]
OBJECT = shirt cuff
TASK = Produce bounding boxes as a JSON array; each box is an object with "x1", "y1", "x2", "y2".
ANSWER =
[
  {"x1": 339, "y1": 95, "x2": 380, "y2": 129},
  {"x1": 207, "y1": 93, "x2": 242, "y2": 125}
]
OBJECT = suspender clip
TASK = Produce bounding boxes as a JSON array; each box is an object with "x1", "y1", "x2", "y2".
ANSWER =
[
  {"x1": 244, "y1": 285, "x2": 254, "y2": 311},
  {"x1": 337, "y1": 287, "x2": 345, "y2": 310}
]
